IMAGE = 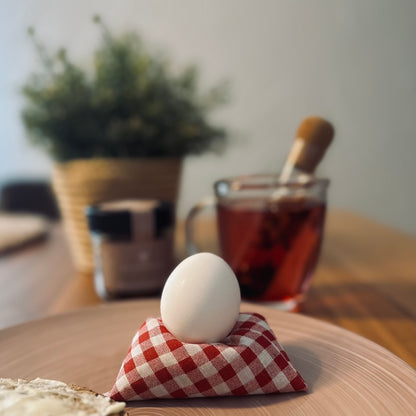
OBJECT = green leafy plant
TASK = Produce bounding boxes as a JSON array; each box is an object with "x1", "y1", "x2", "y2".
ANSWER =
[{"x1": 21, "y1": 16, "x2": 228, "y2": 161}]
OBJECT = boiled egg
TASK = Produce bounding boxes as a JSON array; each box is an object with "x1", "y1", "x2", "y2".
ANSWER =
[{"x1": 160, "y1": 252, "x2": 241, "y2": 343}]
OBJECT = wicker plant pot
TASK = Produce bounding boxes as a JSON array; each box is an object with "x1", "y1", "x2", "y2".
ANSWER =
[{"x1": 52, "y1": 158, "x2": 182, "y2": 273}]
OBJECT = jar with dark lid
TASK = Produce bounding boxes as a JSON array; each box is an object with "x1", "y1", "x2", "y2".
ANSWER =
[{"x1": 86, "y1": 199, "x2": 174, "y2": 299}]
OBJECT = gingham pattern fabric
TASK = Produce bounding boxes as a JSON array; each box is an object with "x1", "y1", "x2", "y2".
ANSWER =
[{"x1": 107, "y1": 313, "x2": 307, "y2": 400}]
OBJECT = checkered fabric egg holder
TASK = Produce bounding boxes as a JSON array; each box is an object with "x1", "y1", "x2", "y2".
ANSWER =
[{"x1": 107, "y1": 313, "x2": 307, "y2": 400}]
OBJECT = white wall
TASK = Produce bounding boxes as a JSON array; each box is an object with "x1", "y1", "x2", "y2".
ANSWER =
[{"x1": 1, "y1": 0, "x2": 415, "y2": 234}]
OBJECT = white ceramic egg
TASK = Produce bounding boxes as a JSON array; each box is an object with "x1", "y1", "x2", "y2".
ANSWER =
[{"x1": 160, "y1": 252, "x2": 241, "y2": 343}]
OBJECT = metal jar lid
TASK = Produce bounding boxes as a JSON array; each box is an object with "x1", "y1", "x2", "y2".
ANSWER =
[{"x1": 86, "y1": 199, "x2": 174, "y2": 240}]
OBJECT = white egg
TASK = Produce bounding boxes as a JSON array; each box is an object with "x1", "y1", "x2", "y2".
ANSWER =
[{"x1": 160, "y1": 252, "x2": 241, "y2": 343}]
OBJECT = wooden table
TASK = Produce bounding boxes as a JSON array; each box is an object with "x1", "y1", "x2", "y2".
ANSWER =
[{"x1": 0, "y1": 210, "x2": 415, "y2": 368}]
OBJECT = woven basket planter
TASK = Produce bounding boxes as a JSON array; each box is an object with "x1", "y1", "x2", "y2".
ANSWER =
[{"x1": 52, "y1": 158, "x2": 182, "y2": 273}]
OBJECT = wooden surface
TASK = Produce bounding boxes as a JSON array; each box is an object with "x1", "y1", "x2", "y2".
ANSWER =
[
  {"x1": 1, "y1": 300, "x2": 415, "y2": 415},
  {"x1": 0, "y1": 210, "x2": 415, "y2": 368}
]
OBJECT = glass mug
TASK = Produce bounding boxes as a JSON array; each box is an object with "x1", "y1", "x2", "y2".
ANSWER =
[{"x1": 186, "y1": 174, "x2": 329, "y2": 311}]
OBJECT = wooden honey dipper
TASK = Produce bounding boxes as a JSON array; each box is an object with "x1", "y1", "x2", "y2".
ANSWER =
[{"x1": 280, "y1": 116, "x2": 335, "y2": 182}]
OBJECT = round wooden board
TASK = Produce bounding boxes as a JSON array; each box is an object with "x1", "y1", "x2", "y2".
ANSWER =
[
  {"x1": 0, "y1": 299, "x2": 415, "y2": 415},
  {"x1": 0, "y1": 213, "x2": 49, "y2": 253}
]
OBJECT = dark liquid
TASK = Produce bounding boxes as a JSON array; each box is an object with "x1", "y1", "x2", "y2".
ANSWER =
[{"x1": 217, "y1": 198, "x2": 326, "y2": 302}]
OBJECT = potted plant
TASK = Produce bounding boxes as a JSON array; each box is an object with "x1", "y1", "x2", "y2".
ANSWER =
[{"x1": 21, "y1": 16, "x2": 228, "y2": 272}]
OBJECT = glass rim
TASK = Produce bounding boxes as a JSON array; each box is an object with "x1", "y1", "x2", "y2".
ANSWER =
[{"x1": 214, "y1": 174, "x2": 330, "y2": 192}]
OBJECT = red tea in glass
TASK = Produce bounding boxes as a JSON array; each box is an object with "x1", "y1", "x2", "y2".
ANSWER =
[
  {"x1": 186, "y1": 174, "x2": 329, "y2": 311},
  {"x1": 217, "y1": 197, "x2": 326, "y2": 307}
]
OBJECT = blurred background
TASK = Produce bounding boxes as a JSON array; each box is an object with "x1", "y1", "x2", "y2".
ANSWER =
[{"x1": 1, "y1": 0, "x2": 415, "y2": 234}]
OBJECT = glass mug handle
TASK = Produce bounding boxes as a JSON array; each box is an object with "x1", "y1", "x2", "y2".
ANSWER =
[{"x1": 185, "y1": 195, "x2": 217, "y2": 255}]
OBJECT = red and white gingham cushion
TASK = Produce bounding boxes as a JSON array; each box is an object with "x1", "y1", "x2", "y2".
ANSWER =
[{"x1": 107, "y1": 313, "x2": 307, "y2": 400}]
